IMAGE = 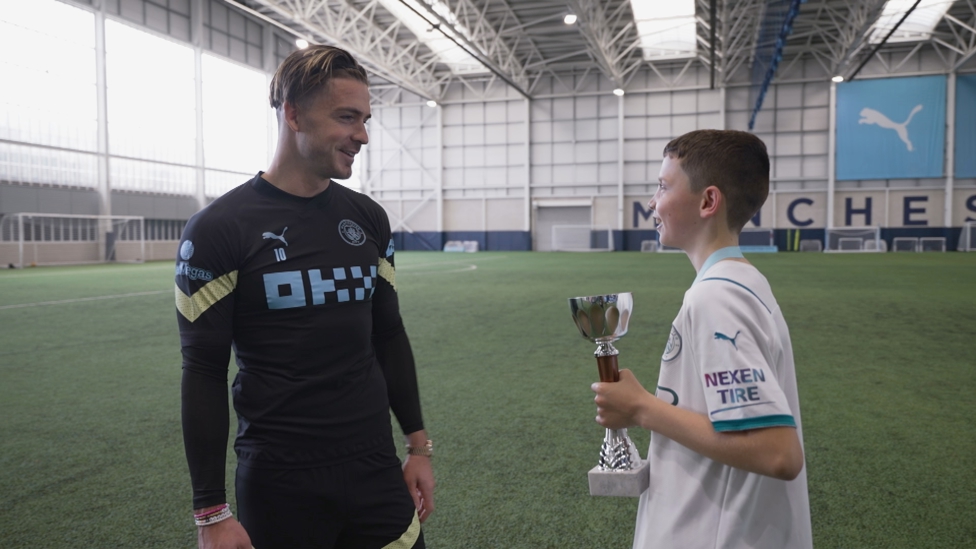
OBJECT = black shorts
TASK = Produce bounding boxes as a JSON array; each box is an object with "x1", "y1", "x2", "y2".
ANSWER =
[{"x1": 236, "y1": 450, "x2": 424, "y2": 549}]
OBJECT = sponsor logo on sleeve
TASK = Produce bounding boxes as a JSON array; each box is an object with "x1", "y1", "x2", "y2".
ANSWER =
[
  {"x1": 180, "y1": 240, "x2": 194, "y2": 260},
  {"x1": 176, "y1": 240, "x2": 213, "y2": 281}
]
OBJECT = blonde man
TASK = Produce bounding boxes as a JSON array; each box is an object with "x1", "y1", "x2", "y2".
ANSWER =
[{"x1": 177, "y1": 45, "x2": 433, "y2": 549}]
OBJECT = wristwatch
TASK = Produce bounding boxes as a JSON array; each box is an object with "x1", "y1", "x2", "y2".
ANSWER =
[{"x1": 407, "y1": 439, "x2": 433, "y2": 457}]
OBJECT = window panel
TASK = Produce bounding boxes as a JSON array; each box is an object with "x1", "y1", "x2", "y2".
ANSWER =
[{"x1": 106, "y1": 20, "x2": 196, "y2": 165}]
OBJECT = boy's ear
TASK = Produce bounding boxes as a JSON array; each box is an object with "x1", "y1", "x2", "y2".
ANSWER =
[{"x1": 699, "y1": 186, "x2": 723, "y2": 219}]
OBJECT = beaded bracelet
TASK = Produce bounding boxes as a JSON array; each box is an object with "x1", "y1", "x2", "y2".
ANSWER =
[
  {"x1": 194, "y1": 504, "x2": 233, "y2": 527},
  {"x1": 194, "y1": 503, "x2": 229, "y2": 520}
]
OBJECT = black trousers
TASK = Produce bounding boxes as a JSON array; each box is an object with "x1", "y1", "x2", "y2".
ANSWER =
[{"x1": 236, "y1": 449, "x2": 425, "y2": 549}]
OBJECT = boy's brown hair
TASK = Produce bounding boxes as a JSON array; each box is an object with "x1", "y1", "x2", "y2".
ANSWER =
[
  {"x1": 269, "y1": 45, "x2": 368, "y2": 110},
  {"x1": 663, "y1": 130, "x2": 769, "y2": 231}
]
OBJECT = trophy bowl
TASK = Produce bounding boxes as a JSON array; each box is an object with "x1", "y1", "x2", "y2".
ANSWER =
[
  {"x1": 568, "y1": 293, "x2": 633, "y2": 344},
  {"x1": 568, "y1": 291, "x2": 649, "y2": 497}
]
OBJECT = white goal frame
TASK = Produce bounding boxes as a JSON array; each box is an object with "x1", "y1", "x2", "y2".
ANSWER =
[
  {"x1": 892, "y1": 237, "x2": 918, "y2": 252},
  {"x1": 958, "y1": 222, "x2": 976, "y2": 252},
  {"x1": 551, "y1": 225, "x2": 614, "y2": 252},
  {"x1": 825, "y1": 227, "x2": 883, "y2": 253},
  {"x1": 919, "y1": 237, "x2": 946, "y2": 252},
  {"x1": 0, "y1": 213, "x2": 145, "y2": 268}
]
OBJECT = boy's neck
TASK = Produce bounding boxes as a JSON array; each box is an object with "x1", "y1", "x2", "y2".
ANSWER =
[{"x1": 686, "y1": 229, "x2": 741, "y2": 274}]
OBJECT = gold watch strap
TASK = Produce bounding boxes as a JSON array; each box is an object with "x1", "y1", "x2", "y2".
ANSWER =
[{"x1": 406, "y1": 439, "x2": 433, "y2": 457}]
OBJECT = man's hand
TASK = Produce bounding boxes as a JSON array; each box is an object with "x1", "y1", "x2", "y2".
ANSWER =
[
  {"x1": 403, "y1": 431, "x2": 435, "y2": 522},
  {"x1": 197, "y1": 516, "x2": 251, "y2": 549},
  {"x1": 592, "y1": 368, "x2": 656, "y2": 430},
  {"x1": 402, "y1": 454, "x2": 435, "y2": 522}
]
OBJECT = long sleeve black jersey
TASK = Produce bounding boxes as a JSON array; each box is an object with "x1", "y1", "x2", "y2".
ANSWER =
[{"x1": 176, "y1": 173, "x2": 423, "y2": 509}]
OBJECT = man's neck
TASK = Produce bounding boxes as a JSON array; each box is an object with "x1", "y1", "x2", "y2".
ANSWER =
[{"x1": 263, "y1": 156, "x2": 331, "y2": 198}]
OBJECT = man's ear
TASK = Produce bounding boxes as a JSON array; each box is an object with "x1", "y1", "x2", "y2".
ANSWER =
[
  {"x1": 282, "y1": 100, "x2": 301, "y2": 133},
  {"x1": 700, "y1": 186, "x2": 723, "y2": 219}
]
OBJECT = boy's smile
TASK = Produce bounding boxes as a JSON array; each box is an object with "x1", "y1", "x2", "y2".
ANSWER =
[{"x1": 648, "y1": 155, "x2": 702, "y2": 250}]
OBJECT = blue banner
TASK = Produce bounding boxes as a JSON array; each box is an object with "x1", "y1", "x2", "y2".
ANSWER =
[
  {"x1": 836, "y1": 75, "x2": 946, "y2": 180},
  {"x1": 957, "y1": 74, "x2": 976, "y2": 179}
]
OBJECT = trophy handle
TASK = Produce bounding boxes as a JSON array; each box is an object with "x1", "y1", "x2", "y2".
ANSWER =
[{"x1": 596, "y1": 354, "x2": 619, "y2": 382}]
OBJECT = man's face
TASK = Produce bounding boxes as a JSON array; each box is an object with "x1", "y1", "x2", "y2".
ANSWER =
[
  {"x1": 648, "y1": 155, "x2": 702, "y2": 250},
  {"x1": 293, "y1": 77, "x2": 370, "y2": 181}
]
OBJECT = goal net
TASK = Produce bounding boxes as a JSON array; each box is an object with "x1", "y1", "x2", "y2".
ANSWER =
[
  {"x1": 919, "y1": 237, "x2": 946, "y2": 252},
  {"x1": 0, "y1": 213, "x2": 145, "y2": 268},
  {"x1": 825, "y1": 227, "x2": 883, "y2": 253},
  {"x1": 958, "y1": 222, "x2": 976, "y2": 252},
  {"x1": 551, "y1": 225, "x2": 614, "y2": 252}
]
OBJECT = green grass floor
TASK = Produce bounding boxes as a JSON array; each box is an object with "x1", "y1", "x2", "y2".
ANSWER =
[{"x1": 1, "y1": 252, "x2": 974, "y2": 548}]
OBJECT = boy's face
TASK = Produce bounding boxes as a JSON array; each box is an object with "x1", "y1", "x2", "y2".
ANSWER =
[{"x1": 648, "y1": 155, "x2": 702, "y2": 250}]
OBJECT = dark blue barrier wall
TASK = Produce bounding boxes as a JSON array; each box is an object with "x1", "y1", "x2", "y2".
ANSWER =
[
  {"x1": 395, "y1": 228, "x2": 967, "y2": 252},
  {"x1": 395, "y1": 231, "x2": 531, "y2": 251}
]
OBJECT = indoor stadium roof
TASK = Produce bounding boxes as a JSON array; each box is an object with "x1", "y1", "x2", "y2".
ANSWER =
[{"x1": 229, "y1": 0, "x2": 976, "y2": 100}]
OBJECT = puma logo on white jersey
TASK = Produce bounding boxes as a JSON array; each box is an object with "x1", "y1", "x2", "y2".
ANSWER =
[{"x1": 858, "y1": 105, "x2": 923, "y2": 151}]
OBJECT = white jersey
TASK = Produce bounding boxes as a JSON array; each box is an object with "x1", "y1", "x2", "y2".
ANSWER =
[{"x1": 633, "y1": 260, "x2": 812, "y2": 549}]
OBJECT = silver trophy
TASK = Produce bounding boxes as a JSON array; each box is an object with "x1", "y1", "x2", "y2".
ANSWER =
[{"x1": 569, "y1": 293, "x2": 650, "y2": 497}]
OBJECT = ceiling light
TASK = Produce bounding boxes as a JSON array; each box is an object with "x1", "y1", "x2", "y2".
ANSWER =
[
  {"x1": 613, "y1": 88, "x2": 625, "y2": 96},
  {"x1": 869, "y1": 0, "x2": 954, "y2": 44},
  {"x1": 295, "y1": 39, "x2": 309, "y2": 49},
  {"x1": 629, "y1": 0, "x2": 697, "y2": 60},
  {"x1": 426, "y1": 100, "x2": 437, "y2": 108},
  {"x1": 564, "y1": 14, "x2": 578, "y2": 25},
  {"x1": 831, "y1": 75, "x2": 844, "y2": 83}
]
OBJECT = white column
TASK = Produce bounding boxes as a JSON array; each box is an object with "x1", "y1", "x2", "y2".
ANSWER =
[
  {"x1": 94, "y1": 1, "x2": 110, "y2": 217},
  {"x1": 617, "y1": 93, "x2": 625, "y2": 233},
  {"x1": 192, "y1": 0, "x2": 206, "y2": 210},
  {"x1": 524, "y1": 98, "x2": 531, "y2": 234},
  {"x1": 827, "y1": 81, "x2": 837, "y2": 229},
  {"x1": 945, "y1": 72, "x2": 956, "y2": 228},
  {"x1": 719, "y1": 86, "x2": 726, "y2": 130},
  {"x1": 436, "y1": 104, "x2": 443, "y2": 234}
]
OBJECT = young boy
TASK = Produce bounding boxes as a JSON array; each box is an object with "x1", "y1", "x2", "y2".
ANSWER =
[{"x1": 591, "y1": 130, "x2": 812, "y2": 548}]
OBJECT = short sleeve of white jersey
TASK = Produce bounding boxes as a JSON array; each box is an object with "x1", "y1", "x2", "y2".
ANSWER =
[{"x1": 689, "y1": 276, "x2": 796, "y2": 432}]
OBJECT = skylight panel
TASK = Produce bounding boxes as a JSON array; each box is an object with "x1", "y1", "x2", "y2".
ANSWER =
[
  {"x1": 377, "y1": 0, "x2": 489, "y2": 75},
  {"x1": 629, "y1": 0, "x2": 698, "y2": 61},
  {"x1": 869, "y1": 0, "x2": 955, "y2": 43}
]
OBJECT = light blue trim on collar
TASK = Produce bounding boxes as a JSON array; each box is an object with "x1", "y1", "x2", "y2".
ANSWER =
[{"x1": 693, "y1": 246, "x2": 744, "y2": 285}]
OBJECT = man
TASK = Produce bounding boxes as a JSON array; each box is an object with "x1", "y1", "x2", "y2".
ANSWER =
[
  {"x1": 591, "y1": 130, "x2": 812, "y2": 548},
  {"x1": 176, "y1": 45, "x2": 434, "y2": 549}
]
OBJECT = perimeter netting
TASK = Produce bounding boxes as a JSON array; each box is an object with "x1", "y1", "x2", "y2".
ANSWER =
[{"x1": 0, "y1": 213, "x2": 145, "y2": 268}]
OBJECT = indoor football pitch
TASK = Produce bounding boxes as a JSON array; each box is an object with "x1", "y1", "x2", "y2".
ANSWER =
[{"x1": 1, "y1": 251, "x2": 974, "y2": 548}]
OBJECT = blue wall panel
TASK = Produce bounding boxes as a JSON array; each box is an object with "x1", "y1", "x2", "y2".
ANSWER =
[
  {"x1": 836, "y1": 75, "x2": 946, "y2": 180},
  {"x1": 956, "y1": 74, "x2": 976, "y2": 178}
]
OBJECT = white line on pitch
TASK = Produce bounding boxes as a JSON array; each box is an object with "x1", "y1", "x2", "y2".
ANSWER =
[
  {"x1": 0, "y1": 290, "x2": 169, "y2": 311},
  {"x1": 397, "y1": 255, "x2": 507, "y2": 270}
]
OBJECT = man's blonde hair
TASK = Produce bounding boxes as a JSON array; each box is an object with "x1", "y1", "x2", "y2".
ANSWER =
[{"x1": 269, "y1": 45, "x2": 368, "y2": 110}]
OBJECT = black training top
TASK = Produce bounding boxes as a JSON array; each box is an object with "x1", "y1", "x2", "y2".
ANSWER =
[{"x1": 176, "y1": 173, "x2": 423, "y2": 509}]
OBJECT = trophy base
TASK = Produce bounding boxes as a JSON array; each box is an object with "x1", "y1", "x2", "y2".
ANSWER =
[{"x1": 588, "y1": 460, "x2": 650, "y2": 497}]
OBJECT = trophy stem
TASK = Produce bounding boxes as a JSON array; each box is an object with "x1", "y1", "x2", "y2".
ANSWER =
[
  {"x1": 598, "y1": 428, "x2": 642, "y2": 471},
  {"x1": 594, "y1": 342, "x2": 619, "y2": 382}
]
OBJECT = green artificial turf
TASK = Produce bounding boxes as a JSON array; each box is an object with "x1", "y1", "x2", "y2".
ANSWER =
[{"x1": 0, "y1": 252, "x2": 974, "y2": 548}]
